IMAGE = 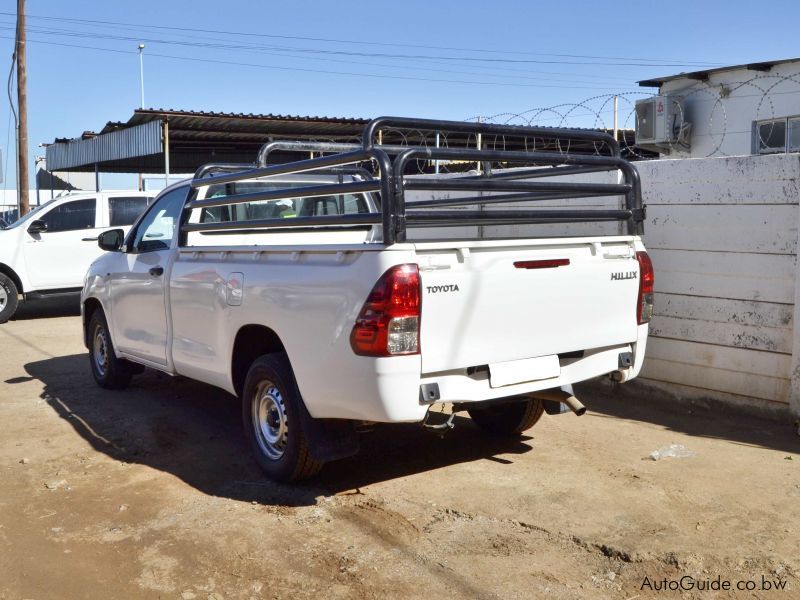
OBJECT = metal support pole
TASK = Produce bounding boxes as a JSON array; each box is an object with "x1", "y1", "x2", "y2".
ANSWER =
[
  {"x1": 435, "y1": 132, "x2": 440, "y2": 175},
  {"x1": 138, "y1": 44, "x2": 145, "y2": 108},
  {"x1": 476, "y1": 116, "x2": 483, "y2": 174},
  {"x1": 163, "y1": 120, "x2": 170, "y2": 187},
  {"x1": 94, "y1": 163, "x2": 99, "y2": 192},
  {"x1": 613, "y1": 95, "x2": 619, "y2": 142},
  {"x1": 34, "y1": 156, "x2": 40, "y2": 206}
]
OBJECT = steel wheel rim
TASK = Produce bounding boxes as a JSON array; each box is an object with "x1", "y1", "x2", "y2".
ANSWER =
[
  {"x1": 93, "y1": 325, "x2": 109, "y2": 377},
  {"x1": 0, "y1": 285, "x2": 7, "y2": 310},
  {"x1": 252, "y1": 380, "x2": 288, "y2": 460}
]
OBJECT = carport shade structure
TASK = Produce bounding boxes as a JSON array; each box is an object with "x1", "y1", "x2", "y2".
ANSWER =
[
  {"x1": 44, "y1": 108, "x2": 371, "y2": 177},
  {"x1": 44, "y1": 108, "x2": 649, "y2": 182}
]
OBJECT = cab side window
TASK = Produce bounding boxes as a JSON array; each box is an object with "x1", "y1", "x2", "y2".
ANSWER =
[
  {"x1": 42, "y1": 198, "x2": 96, "y2": 232},
  {"x1": 130, "y1": 188, "x2": 187, "y2": 253},
  {"x1": 109, "y1": 196, "x2": 153, "y2": 226}
]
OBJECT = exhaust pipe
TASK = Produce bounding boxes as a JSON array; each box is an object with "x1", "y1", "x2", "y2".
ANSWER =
[{"x1": 532, "y1": 389, "x2": 586, "y2": 416}]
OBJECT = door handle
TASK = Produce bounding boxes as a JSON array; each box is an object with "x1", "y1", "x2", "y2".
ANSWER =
[
  {"x1": 149, "y1": 266, "x2": 164, "y2": 277},
  {"x1": 82, "y1": 237, "x2": 99, "y2": 241}
]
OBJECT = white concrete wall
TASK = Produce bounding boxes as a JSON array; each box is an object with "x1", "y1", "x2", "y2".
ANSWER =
[
  {"x1": 408, "y1": 154, "x2": 800, "y2": 417},
  {"x1": 658, "y1": 62, "x2": 800, "y2": 158},
  {"x1": 634, "y1": 153, "x2": 800, "y2": 416}
]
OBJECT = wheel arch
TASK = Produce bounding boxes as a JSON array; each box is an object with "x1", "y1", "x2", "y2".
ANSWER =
[
  {"x1": 230, "y1": 324, "x2": 287, "y2": 398},
  {"x1": 0, "y1": 262, "x2": 23, "y2": 294},
  {"x1": 82, "y1": 297, "x2": 104, "y2": 348}
]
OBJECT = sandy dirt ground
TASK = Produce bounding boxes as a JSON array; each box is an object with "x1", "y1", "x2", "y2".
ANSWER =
[{"x1": 1, "y1": 297, "x2": 799, "y2": 600}]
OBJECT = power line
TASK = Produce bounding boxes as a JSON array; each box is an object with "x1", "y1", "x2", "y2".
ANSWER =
[
  {"x1": 0, "y1": 35, "x2": 642, "y2": 91},
  {"x1": 0, "y1": 11, "x2": 721, "y2": 68},
  {"x1": 0, "y1": 23, "x2": 640, "y2": 87},
  {"x1": 0, "y1": 19, "x2": 639, "y2": 83}
]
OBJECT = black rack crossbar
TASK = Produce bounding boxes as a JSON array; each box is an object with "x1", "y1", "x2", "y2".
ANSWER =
[
  {"x1": 408, "y1": 216, "x2": 630, "y2": 227},
  {"x1": 182, "y1": 213, "x2": 382, "y2": 233},
  {"x1": 457, "y1": 165, "x2": 618, "y2": 181},
  {"x1": 404, "y1": 179, "x2": 630, "y2": 195},
  {"x1": 406, "y1": 209, "x2": 632, "y2": 224},
  {"x1": 187, "y1": 180, "x2": 379, "y2": 211},
  {"x1": 256, "y1": 140, "x2": 418, "y2": 167},
  {"x1": 190, "y1": 149, "x2": 376, "y2": 189},
  {"x1": 393, "y1": 146, "x2": 633, "y2": 171},
  {"x1": 408, "y1": 191, "x2": 594, "y2": 208},
  {"x1": 364, "y1": 116, "x2": 620, "y2": 156}
]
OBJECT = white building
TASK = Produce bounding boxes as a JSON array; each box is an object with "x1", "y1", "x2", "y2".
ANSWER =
[{"x1": 636, "y1": 58, "x2": 800, "y2": 158}]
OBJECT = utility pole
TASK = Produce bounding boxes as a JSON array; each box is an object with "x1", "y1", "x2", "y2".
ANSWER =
[{"x1": 16, "y1": 0, "x2": 29, "y2": 216}]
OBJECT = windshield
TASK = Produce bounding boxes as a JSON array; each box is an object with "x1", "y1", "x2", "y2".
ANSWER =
[{"x1": 5, "y1": 197, "x2": 59, "y2": 229}]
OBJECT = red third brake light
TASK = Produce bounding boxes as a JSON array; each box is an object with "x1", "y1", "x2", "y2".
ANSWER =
[
  {"x1": 350, "y1": 264, "x2": 421, "y2": 356},
  {"x1": 636, "y1": 251, "x2": 654, "y2": 325}
]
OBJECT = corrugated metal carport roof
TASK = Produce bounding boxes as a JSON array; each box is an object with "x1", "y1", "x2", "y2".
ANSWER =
[
  {"x1": 47, "y1": 108, "x2": 371, "y2": 173},
  {"x1": 46, "y1": 107, "x2": 648, "y2": 173}
]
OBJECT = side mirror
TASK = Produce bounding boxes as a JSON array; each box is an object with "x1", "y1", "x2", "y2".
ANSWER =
[
  {"x1": 27, "y1": 219, "x2": 47, "y2": 234},
  {"x1": 98, "y1": 229, "x2": 125, "y2": 252}
]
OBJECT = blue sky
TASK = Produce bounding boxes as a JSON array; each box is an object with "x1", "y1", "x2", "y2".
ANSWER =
[{"x1": 2, "y1": 0, "x2": 800, "y2": 189}]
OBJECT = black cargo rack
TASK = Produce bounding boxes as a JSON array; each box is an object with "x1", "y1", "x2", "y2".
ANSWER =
[{"x1": 180, "y1": 116, "x2": 643, "y2": 245}]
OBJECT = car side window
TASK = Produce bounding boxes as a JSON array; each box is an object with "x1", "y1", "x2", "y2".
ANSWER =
[
  {"x1": 109, "y1": 196, "x2": 153, "y2": 226},
  {"x1": 130, "y1": 187, "x2": 187, "y2": 253},
  {"x1": 41, "y1": 198, "x2": 96, "y2": 232}
]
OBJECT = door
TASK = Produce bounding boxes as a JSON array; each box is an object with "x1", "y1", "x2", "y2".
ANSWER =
[
  {"x1": 109, "y1": 187, "x2": 187, "y2": 365},
  {"x1": 23, "y1": 197, "x2": 100, "y2": 289}
]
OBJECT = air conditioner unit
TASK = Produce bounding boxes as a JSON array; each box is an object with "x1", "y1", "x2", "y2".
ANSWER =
[{"x1": 635, "y1": 95, "x2": 691, "y2": 152}]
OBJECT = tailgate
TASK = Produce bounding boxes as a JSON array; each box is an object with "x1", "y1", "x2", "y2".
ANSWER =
[{"x1": 417, "y1": 239, "x2": 640, "y2": 374}]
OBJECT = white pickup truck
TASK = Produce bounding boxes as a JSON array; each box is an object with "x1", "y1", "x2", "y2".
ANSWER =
[
  {"x1": 82, "y1": 117, "x2": 652, "y2": 481},
  {"x1": 0, "y1": 191, "x2": 152, "y2": 322}
]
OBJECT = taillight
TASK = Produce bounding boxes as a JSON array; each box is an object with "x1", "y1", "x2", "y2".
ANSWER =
[
  {"x1": 636, "y1": 251, "x2": 654, "y2": 325},
  {"x1": 350, "y1": 264, "x2": 421, "y2": 356}
]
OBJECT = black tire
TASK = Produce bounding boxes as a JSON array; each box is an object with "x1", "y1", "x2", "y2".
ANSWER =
[
  {"x1": 242, "y1": 353, "x2": 323, "y2": 482},
  {"x1": 0, "y1": 273, "x2": 19, "y2": 324},
  {"x1": 88, "y1": 309, "x2": 133, "y2": 390},
  {"x1": 467, "y1": 396, "x2": 545, "y2": 436}
]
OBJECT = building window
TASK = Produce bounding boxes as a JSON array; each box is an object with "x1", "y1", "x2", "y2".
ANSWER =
[{"x1": 754, "y1": 117, "x2": 800, "y2": 154}]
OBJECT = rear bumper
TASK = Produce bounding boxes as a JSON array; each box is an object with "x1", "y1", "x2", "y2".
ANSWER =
[
  {"x1": 421, "y1": 342, "x2": 635, "y2": 406},
  {"x1": 310, "y1": 324, "x2": 648, "y2": 423}
]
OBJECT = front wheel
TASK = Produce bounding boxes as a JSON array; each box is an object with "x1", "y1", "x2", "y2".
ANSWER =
[
  {"x1": 467, "y1": 396, "x2": 545, "y2": 436},
  {"x1": 0, "y1": 273, "x2": 19, "y2": 324},
  {"x1": 88, "y1": 310, "x2": 133, "y2": 390},
  {"x1": 242, "y1": 353, "x2": 323, "y2": 482}
]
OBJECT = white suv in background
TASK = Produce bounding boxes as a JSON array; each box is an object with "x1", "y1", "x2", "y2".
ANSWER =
[{"x1": 0, "y1": 191, "x2": 153, "y2": 322}]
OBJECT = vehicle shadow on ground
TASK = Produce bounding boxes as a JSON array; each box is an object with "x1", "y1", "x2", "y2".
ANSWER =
[
  {"x1": 577, "y1": 382, "x2": 800, "y2": 455},
  {"x1": 11, "y1": 295, "x2": 81, "y2": 321},
  {"x1": 24, "y1": 354, "x2": 534, "y2": 507}
]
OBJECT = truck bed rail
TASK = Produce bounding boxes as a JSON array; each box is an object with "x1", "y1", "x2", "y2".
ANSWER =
[{"x1": 180, "y1": 116, "x2": 643, "y2": 245}]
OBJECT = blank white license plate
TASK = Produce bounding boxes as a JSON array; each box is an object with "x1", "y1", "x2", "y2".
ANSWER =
[{"x1": 489, "y1": 355, "x2": 561, "y2": 388}]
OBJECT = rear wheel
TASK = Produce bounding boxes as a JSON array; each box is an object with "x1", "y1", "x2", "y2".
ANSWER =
[
  {"x1": 0, "y1": 273, "x2": 19, "y2": 324},
  {"x1": 88, "y1": 309, "x2": 133, "y2": 390},
  {"x1": 242, "y1": 353, "x2": 323, "y2": 482},
  {"x1": 467, "y1": 396, "x2": 545, "y2": 436}
]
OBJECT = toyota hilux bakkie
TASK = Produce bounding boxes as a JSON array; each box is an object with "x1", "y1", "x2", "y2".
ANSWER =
[{"x1": 81, "y1": 117, "x2": 652, "y2": 481}]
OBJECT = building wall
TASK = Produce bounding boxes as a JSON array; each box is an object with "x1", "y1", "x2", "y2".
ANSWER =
[{"x1": 656, "y1": 62, "x2": 800, "y2": 158}]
